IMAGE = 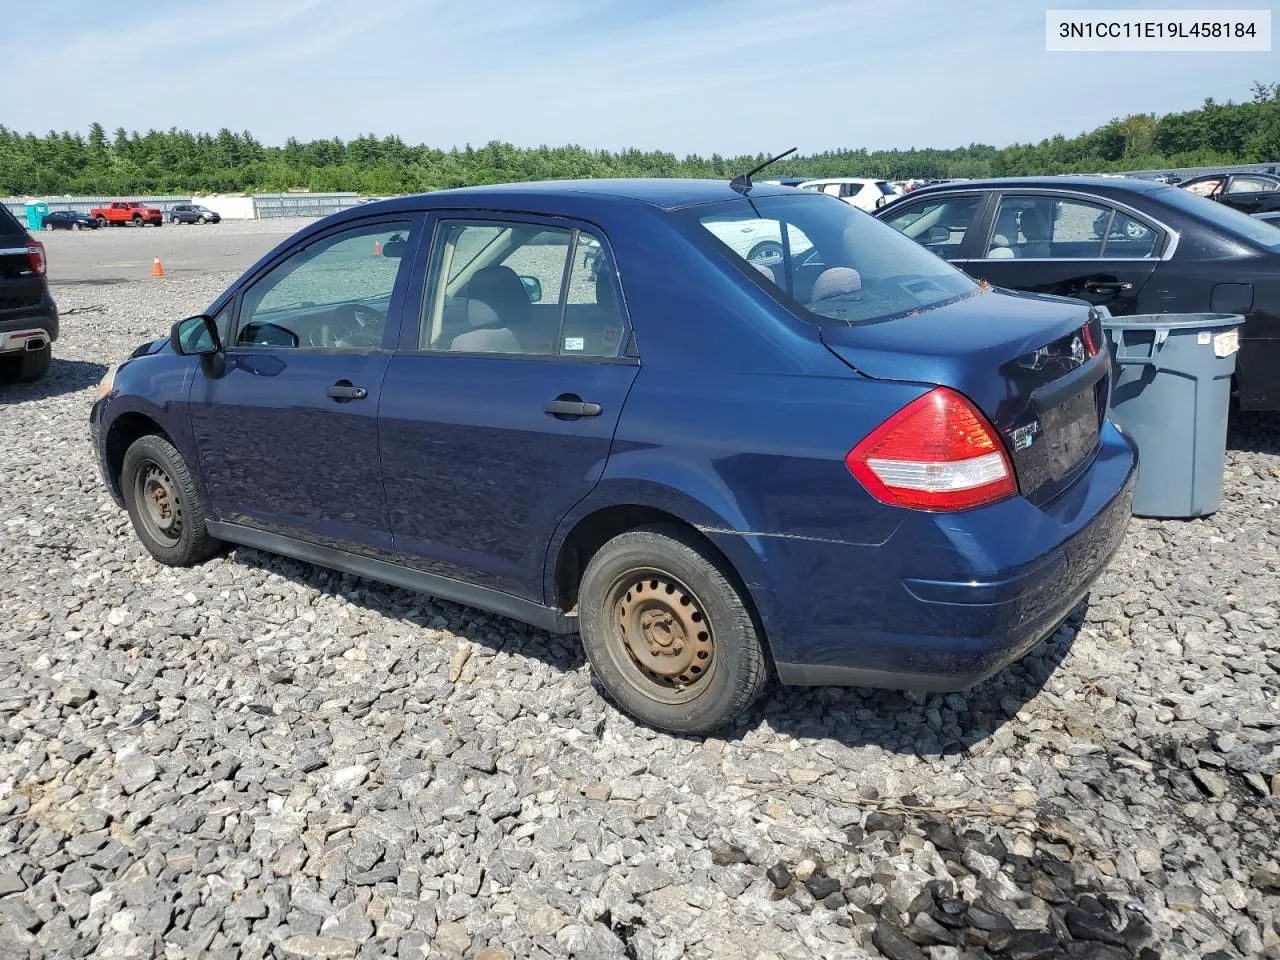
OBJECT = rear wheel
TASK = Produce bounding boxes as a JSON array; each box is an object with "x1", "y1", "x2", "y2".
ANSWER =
[
  {"x1": 0, "y1": 343, "x2": 51, "y2": 383},
  {"x1": 578, "y1": 524, "x2": 768, "y2": 734},
  {"x1": 44, "y1": 222, "x2": 54, "y2": 231},
  {"x1": 121, "y1": 434, "x2": 222, "y2": 566}
]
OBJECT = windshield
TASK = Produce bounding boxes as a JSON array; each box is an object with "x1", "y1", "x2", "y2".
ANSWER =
[
  {"x1": 681, "y1": 193, "x2": 979, "y2": 325},
  {"x1": 1158, "y1": 184, "x2": 1280, "y2": 250}
]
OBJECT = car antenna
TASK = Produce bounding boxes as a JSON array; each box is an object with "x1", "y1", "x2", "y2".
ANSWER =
[{"x1": 731, "y1": 147, "x2": 798, "y2": 194}]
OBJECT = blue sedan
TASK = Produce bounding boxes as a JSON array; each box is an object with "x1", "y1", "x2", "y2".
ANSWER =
[{"x1": 89, "y1": 178, "x2": 1136, "y2": 733}]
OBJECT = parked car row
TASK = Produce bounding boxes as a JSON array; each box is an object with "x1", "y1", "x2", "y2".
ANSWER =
[
  {"x1": 31, "y1": 202, "x2": 224, "y2": 231},
  {"x1": 66, "y1": 165, "x2": 1280, "y2": 733}
]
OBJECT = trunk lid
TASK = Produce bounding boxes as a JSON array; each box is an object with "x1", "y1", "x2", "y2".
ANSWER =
[{"x1": 820, "y1": 287, "x2": 1109, "y2": 505}]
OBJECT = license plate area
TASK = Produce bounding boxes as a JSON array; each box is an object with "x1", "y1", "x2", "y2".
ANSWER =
[{"x1": 1040, "y1": 387, "x2": 1100, "y2": 481}]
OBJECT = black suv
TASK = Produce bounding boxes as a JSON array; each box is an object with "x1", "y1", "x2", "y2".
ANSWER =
[
  {"x1": 168, "y1": 204, "x2": 221, "y2": 225},
  {"x1": 0, "y1": 204, "x2": 57, "y2": 383}
]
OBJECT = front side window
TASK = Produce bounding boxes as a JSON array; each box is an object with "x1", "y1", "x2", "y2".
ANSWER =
[
  {"x1": 880, "y1": 196, "x2": 981, "y2": 258},
  {"x1": 420, "y1": 220, "x2": 626, "y2": 359},
  {"x1": 234, "y1": 220, "x2": 411, "y2": 350},
  {"x1": 1183, "y1": 178, "x2": 1223, "y2": 198},
  {"x1": 684, "y1": 193, "x2": 978, "y2": 326}
]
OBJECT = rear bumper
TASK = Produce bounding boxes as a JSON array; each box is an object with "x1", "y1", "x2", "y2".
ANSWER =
[
  {"x1": 721, "y1": 422, "x2": 1138, "y2": 691},
  {"x1": 0, "y1": 295, "x2": 58, "y2": 352}
]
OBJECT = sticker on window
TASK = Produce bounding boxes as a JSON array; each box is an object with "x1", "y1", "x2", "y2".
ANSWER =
[
  {"x1": 603, "y1": 327, "x2": 619, "y2": 345},
  {"x1": 564, "y1": 337, "x2": 585, "y2": 352}
]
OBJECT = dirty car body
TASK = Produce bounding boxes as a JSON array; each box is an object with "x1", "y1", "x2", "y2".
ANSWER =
[{"x1": 90, "y1": 179, "x2": 1136, "y2": 730}]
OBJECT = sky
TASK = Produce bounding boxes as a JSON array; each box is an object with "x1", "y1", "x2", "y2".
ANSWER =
[{"x1": 5, "y1": 0, "x2": 1272, "y2": 155}]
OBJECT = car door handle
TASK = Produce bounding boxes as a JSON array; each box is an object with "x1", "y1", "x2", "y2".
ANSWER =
[
  {"x1": 327, "y1": 382, "x2": 367, "y2": 401},
  {"x1": 1084, "y1": 279, "x2": 1134, "y2": 294},
  {"x1": 545, "y1": 397, "x2": 602, "y2": 418}
]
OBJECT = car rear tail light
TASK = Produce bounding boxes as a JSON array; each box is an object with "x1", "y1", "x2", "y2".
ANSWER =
[
  {"x1": 846, "y1": 387, "x2": 1017, "y2": 511},
  {"x1": 26, "y1": 241, "x2": 46, "y2": 277}
]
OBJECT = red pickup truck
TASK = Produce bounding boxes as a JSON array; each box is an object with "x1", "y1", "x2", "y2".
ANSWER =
[{"x1": 90, "y1": 201, "x2": 164, "y2": 228}]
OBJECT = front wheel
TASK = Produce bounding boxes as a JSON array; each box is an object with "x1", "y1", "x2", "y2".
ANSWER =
[
  {"x1": 44, "y1": 222, "x2": 54, "y2": 231},
  {"x1": 578, "y1": 524, "x2": 768, "y2": 734},
  {"x1": 132, "y1": 216, "x2": 142, "y2": 227},
  {"x1": 121, "y1": 434, "x2": 222, "y2": 566}
]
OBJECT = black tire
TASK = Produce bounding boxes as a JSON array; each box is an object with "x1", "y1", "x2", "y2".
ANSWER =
[
  {"x1": 747, "y1": 240, "x2": 783, "y2": 266},
  {"x1": 121, "y1": 434, "x2": 222, "y2": 566},
  {"x1": 96, "y1": 217, "x2": 107, "y2": 227},
  {"x1": 578, "y1": 524, "x2": 768, "y2": 734},
  {"x1": 132, "y1": 216, "x2": 142, "y2": 227},
  {"x1": 0, "y1": 343, "x2": 51, "y2": 383}
]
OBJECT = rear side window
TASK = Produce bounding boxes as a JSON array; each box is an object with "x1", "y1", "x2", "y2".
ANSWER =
[
  {"x1": 420, "y1": 220, "x2": 626, "y2": 359},
  {"x1": 683, "y1": 193, "x2": 978, "y2": 326},
  {"x1": 876, "y1": 182, "x2": 897, "y2": 195}
]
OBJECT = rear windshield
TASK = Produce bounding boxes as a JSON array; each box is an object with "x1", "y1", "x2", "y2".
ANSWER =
[
  {"x1": 877, "y1": 182, "x2": 897, "y2": 195},
  {"x1": 680, "y1": 193, "x2": 979, "y2": 325},
  {"x1": 1157, "y1": 184, "x2": 1280, "y2": 250}
]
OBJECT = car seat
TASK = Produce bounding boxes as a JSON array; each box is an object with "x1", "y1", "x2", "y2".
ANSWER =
[
  {"x1": 987, "y1": 208, "x2": 1021, "y2": 258},
  {"x1": 1018, "y1": 208, "x2": 1052, "y2": 258},
  {"x1": 450, "y1": 265, "x2": 548, "y2": 353}
]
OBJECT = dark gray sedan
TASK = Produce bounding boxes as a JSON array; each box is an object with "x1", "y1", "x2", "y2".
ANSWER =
[{"x1": 876, "y1": 176, "x2": 1280, "y2": 412}]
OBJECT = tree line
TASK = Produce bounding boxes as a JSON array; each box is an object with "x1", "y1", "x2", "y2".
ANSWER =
[{"x1": 1, "y1": 81, "x2": 1276, "y2": 198}]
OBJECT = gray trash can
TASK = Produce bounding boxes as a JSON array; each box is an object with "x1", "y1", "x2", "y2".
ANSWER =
[{"x1": 1101, "y1": 313, "x2": 1243, "y2": 519}]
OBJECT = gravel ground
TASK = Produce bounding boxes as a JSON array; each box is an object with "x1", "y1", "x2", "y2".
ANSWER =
[{"x1": 1, "y1": 274, "x2": 1278, "y2": 960}]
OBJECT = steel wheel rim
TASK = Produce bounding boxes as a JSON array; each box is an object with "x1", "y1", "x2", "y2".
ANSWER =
[
  {"x1": 134, "y1": 460, "x2": 183, "y2": 546},
  {"x1": 749, "y1": 243, "x2": 783, "y2": 267},
  {"x1": 604, "y1": 568, "x2": 717, "y2": 705}
]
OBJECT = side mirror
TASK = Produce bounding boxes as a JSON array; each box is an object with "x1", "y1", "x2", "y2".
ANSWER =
[
  {"x1": 170, "y1": 314, "x2": 221, "y2": 356},
  {"x1": 925, "y1": 225, "x2": 951, "y2": 244},
  {"x1": 519, "y1": 275, "x2": 542, "y2": 302}
]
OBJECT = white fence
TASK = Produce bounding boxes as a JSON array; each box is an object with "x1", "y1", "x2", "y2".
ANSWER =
[{"x1": 2, "y1": 192, "x2": 366, "y2": 224}]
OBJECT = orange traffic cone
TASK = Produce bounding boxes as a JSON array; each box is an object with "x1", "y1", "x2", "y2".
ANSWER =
[
  {"x1": 152, "y1": 256, "x2": 165, "y2": 277},
  {"x1": 372, "y1": 240, "x2": 382, "y2": 256}
]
